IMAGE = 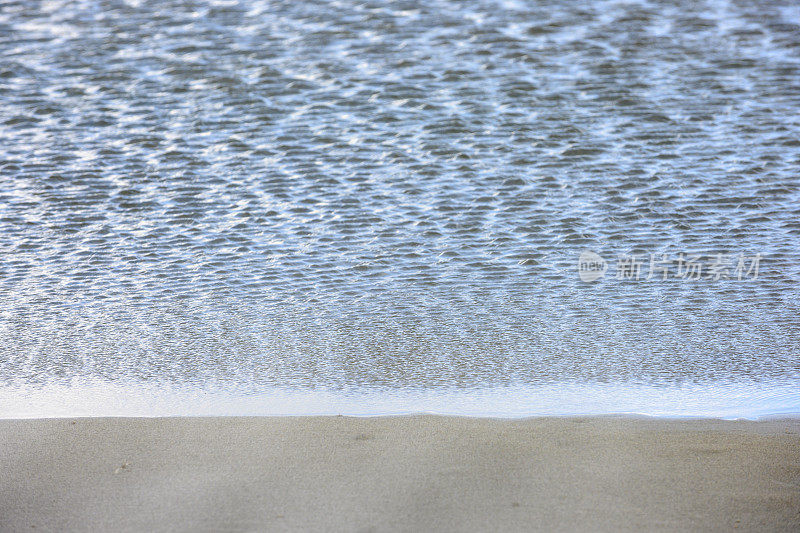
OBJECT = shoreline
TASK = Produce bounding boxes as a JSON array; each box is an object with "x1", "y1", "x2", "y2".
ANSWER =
[
  {"x1": 3, "y1": 380, "x2": 799, "y2": 419},
  {"x1": 2, "y1": 415, "x2": 799, "y2": 532}
]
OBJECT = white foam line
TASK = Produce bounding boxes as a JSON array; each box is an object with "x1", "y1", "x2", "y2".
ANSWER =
[{"x1": 1, "y1": 380, "x2": 799, "y2": 420}]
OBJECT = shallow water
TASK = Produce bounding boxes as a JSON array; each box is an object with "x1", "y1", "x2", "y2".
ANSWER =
[{"x1": 1, "y1": 0, "x2": 799, "y2": 417}]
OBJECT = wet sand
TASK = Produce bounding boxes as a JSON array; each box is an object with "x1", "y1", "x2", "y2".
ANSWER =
[{"x1": 1, "y1": 416, "x2": 798, "y2": 532}]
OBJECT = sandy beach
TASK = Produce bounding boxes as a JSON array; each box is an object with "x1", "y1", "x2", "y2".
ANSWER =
[{"x1": 1, "y1": 416, "x2": 798, "y2": 532}]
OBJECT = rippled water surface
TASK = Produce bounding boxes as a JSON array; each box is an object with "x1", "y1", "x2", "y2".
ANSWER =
[{"x1": 1, "y1": 0, "x2": 799, "y2": 417}]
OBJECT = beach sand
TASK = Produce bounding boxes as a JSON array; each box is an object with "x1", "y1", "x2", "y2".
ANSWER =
[{"x1": 1, "y1": 416, "x2": 798, "y2": 532}]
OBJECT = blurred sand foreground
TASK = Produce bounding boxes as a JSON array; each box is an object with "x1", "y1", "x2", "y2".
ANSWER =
[{"x1": 1, "y1": 415, "x2": 798, "y2": 532}]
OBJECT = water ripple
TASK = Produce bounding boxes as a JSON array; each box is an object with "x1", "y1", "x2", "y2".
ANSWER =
[{"x1": 1, "y1": 0, "x2": 799, "y2": 411}]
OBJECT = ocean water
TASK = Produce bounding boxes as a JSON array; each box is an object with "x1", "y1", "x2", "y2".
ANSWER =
[{"x1": 1, "y1": 0, "x2": 799, "y2": 418}]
